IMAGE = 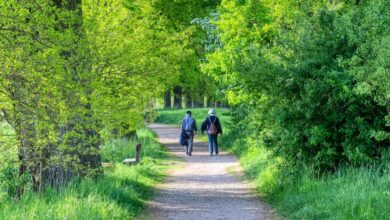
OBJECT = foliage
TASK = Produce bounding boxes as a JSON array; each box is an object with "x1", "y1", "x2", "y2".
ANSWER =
[
  {"x1": 87, "y1": 0, "x2": 185, "y2": 133},
  {"x1": 0, "y1": 0, "x2": 188, "y2": 191},
  {"x1": 196, "y1": 1, "x2": 390, "y2": 217},
  {"x1": 144, "y1": 0, "x2": 221, "y2": 100},
  {"x1": 202, "y1": 0, "x2": 390, "y2": 170}
]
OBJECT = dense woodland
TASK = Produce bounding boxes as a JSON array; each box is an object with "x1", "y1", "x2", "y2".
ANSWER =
[{"x1": 0, "y1": 0, "x2": 389, "y2": 218}]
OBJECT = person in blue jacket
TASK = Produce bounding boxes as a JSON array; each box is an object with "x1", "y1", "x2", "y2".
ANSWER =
[
  {"x1": 181, "y1": 110, "x2": 197, "y2": 156},
  {"x1": 201, "y1": 109, "x2": 222, "y2": 156}
]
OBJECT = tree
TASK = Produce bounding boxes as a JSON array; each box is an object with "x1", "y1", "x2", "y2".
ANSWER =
[
  {"x1": 202, "y1": 0, "x2": 390, "y2": 170},
  {"x1": 1, "y1": 0, "x2": 194, "y2": 195},
  {"x1": 0, "y1": 0, "x2": 106, "y2": 192},
  {"x1": 144, "y1": 0, "x2": 221, "y2": 109}
]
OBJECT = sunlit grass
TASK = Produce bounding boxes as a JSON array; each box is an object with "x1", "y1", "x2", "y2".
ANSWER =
[
  {"x1": 0, "y1": 128, "x2": 169, "y2": 220},
  {"x1": 232, "y1": 143, "x2": 390, "y2": 219}
]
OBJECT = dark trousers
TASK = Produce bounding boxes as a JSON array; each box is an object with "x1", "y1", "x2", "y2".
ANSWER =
[
  {"x1": 185, "y1": 131, "x2": 194, "y2": 155},
  {"x1": 207, "y1": 134, "x2": 218, "y2": 155}
]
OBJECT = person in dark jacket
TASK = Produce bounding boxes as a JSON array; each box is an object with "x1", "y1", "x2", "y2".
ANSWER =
[
  {"x1": 201, "y1": 109, "x2": 222, "y2": 156},
  {"x1": 181, "y1": 110, "x2": 197, "y2": 156}
]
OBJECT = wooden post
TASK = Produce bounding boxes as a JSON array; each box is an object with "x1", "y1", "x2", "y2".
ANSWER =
[
  {"x1": 122, "y1": 143, "x2": 142, "y2": 165},
  {"x1": 135, "y1": 143, "x2": 141, "y2": 162}
]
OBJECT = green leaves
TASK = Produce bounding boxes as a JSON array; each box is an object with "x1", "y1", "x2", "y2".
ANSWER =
[
  {"x1": 0, "y1": 0, "x2": 199, "y2": 190},
  {"x1": 203, "y1": 0, "x2": 390, "y2": 170}
]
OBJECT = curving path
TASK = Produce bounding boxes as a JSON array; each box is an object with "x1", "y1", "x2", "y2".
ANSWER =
[{"x1": 146, "y1": 123, "x2": 277, "y2": 220}]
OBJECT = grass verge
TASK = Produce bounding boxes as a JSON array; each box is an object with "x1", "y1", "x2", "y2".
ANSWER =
[
  {"x1": 225, "y1": 134, "x2": 390, "y2": 220},
  {"x1": 0, "y1": 128, "x2": 169, "y2": 220}
]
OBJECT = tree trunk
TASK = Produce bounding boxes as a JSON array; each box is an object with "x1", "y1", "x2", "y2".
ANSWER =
[
  {"x1": 12, "y1": 79, "x2": 40, "y2": 197},
  {"x1": 164, "y1": 90, "x2": 172, "y2": 108},
  {"x1": 41, "y1": 166, "x2": 73, "y2": 190},
  {"x1": 15, "y1": 114, "x2": 35, "y2": 197},
  {"x1": 206, "y1": 97, "x2": 213, "y2": 108},
  {"x1": 78, "y1": 103, "x2": 102, "y2": 174},
  {"x1": 185, "y1": 95, "x2": 193, "y2": 108},
  {"x1": 194, "y1": 97, "x2": 204, "y2": 108},
  {"x1": 39, "y1": 0, "x2": 102, "y2": 189},
  {"x1": 173, "y1": 86, "x2": 182, "y2": 109}
]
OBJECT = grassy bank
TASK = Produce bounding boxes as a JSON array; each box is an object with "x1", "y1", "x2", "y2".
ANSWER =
[
  {"x1": 157, "y1": 108, "x2": 390, "y2": 219},
  {"x1": 0, "y1": 128, "x2": 168, "y2": 220},
  {"x1": 239, "y1": 146, "x2": 390, "y2": 219}
]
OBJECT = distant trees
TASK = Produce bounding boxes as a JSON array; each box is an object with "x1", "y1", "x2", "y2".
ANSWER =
[{"x1": 148, "y1": 0, "x2": 222, "y2": 109}]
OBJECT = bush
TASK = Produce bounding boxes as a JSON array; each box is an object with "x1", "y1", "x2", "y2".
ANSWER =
[
  {"x1": 207, "y1": 0, "x2": 390, "y2": 171},
  {"x1": 0, "y1": 163, "x2": 32, "y2": 199}
]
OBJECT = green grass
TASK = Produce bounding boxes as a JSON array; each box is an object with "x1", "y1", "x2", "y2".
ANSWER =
[
  {"x1": 157, "y1": 108, "x2": 390, "y2": 220},
  {"x1": 229, "y1": 140, "x2": 390, "y2": 220},
  {"x1": 0, "y1": 128, "x2": 170, "y2": 220},
  {"x1": 101, "y1": 128, "x2": 166, "y2": 163}
]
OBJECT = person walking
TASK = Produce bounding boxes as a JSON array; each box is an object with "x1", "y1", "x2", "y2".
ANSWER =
[
  {"x1": 181, "y1": 110, "x2": 197, "y2": 156},
  {"x1": 201, "y1": 109, "x2": 222, "y2": 156}
]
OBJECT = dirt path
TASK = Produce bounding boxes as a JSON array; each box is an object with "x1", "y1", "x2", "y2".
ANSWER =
[{"x1": 146, "y1": 123, "x2": 276, "y2": 220}]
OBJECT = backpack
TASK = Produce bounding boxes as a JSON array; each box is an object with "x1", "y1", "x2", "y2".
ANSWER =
[
  {"x1": 208, "y1": 117, "x2": 218, "y2": 135},
  {"x1": 183, "y1": 117, "x2": 195, "y2": 131}
]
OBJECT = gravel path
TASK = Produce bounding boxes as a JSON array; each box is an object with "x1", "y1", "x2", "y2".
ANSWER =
[{"x1": 146, "y1": 124, "x2": 276, "y2": 220}]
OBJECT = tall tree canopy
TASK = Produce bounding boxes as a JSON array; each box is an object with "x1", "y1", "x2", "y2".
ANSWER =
[{"x1": 0, "y1": 0, "x2": 217, "y2": 191}]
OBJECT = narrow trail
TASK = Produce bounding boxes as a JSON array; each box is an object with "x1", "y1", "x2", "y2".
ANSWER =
[{"x1": 146, "y1": 124, "x2": 276, "y2": 220}]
